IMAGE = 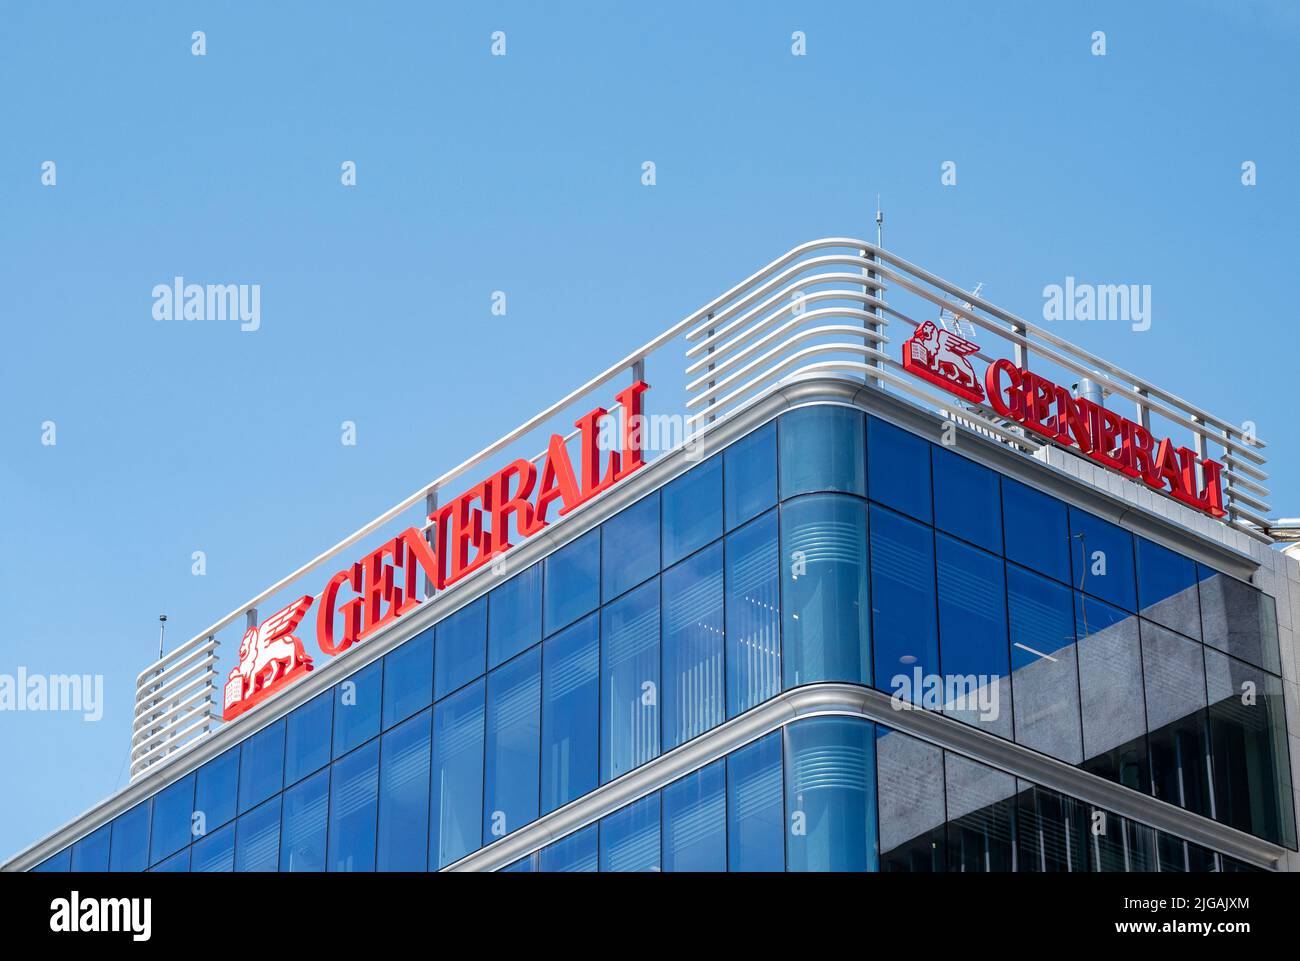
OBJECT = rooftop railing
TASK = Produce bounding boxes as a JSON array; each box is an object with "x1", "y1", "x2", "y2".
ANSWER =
[{"x1": 128, "y1": 237, "x2": 1271, "y2": 778}]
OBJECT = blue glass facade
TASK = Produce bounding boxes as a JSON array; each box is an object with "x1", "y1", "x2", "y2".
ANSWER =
[{"x1": 31, "y1": 404, "x2": 1295, "y2": 872}]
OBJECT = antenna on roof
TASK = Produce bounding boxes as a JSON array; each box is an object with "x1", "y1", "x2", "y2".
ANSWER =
[
  {"x1": 875, "y1": 194, "x2": 884, "y2": 248},
  {"x1": 939, "y1": 282, "x2": 983, "y2": 341},
  {"x1": 157, "y1": 614, "x2": 167, "y2": 660}
]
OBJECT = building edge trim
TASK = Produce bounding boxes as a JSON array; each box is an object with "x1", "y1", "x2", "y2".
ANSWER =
[{"x1": 445, "y1": 681, "x2": 1285, "y2": 872}]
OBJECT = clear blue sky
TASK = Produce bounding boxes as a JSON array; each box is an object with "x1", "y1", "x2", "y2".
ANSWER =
[{"x1": 1, "y1": 0, "x2": 1296, "y2": 860}]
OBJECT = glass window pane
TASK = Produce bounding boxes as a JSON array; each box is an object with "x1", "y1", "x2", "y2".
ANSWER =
[
  {"x1": 1205, "y1": 648, "x2": 1296, "y2": 847},
  {"x1": 935, "y1": 534, "x2": 1010, "y2": 737},
  {"x1": 430, "y1": 679, "x2": 485, "y2": 868},
  {"x1": 725, "y1": 511, "x2": 781, "y2": 719},
  {"x1": 784, "y1": 717, "x2": 877, "y2": 872},
  {"x1": 34, "y1": 849, "x2": 70, "y2": 872},
  {"x1": 1015, "y1": 782, "x2": 1086, "y2": 872},
  {"x1": 1068, "y1": 508, "x2": 1136, "y2": 611},
  {"x1": 1135, "y1": 537, "x2": 1201, "y2": 639},
  {"x1": 541, "y1": 613, "x2": 599, "y2": 814},
  {"x1": 382, "y1": 627, "x2": 433, "y2": 729},
  {"x1": 239, "y1": 719, "x2": 286, "y2": 814},
  {"x1": 778, "y1": 406, "x2": 865, "y2": 499},
  {"x1": 662, "y1": 761, "x2": 726, "y2": 872},
  {"x1": 191, "y1": 823, "x2": 234, "y2": 872},
  {"x1": 149, "y1": 773, "x2": 194, "y2": 866},
  {"x1": 726, "y1": 732, "x2": 784, "y2": 872},
  {"x1": 870, "y1": 504, "x2": 937, "y2": 702},
  {"x1": 780, "y1": 494, "x2": 870, "y2": 688},
  {"x1": 488, "y1": 564, "x2": 542, "y2": 668},
  {"x1": 599, "y1": 794, "x2": 660, "y2": 872},
  {"x1": 501, "y1": 855, "x2": 536, "y2": 872},
  {"x1": 538, "y1": 823, "x2": 599, "y2": 872},
  {"x1": 1141, "y1": 620, "x2": 1213, "y2": 818},
  {"x1": 867, "y1": 416, "x2": 932, "y2": 522},
  {"x1": 876, "y1": 727, "x2": 945, "y2": 872},
  {"x1": 110, "y1": 802, "x2": 151, "y2": 871},
  {"x1": 1156, "y1": 832, "x2": 1220, "y2": 872},
  {"x1": 1002, "y1": 479, "x2": 1070, "y2": 585},
  {"x1": 662, "y1": 542, "x2": 725, "y2": 750},
  {"x1": 932, "y1": 447, "x2": 1002, "y2": 553},
  {"x1": 151, "y1": 848, "x2": 189, "y2": 873},
  {"x1": 333, "y1": 660, "x2": 381, "y2": 757},
  {"x1": 234, "y1": 796, "x2": 281, "y2": 872},
  {"x1": 484, "y1": 648, "x2": 541, "y2": 841},
  {"x1": 194, "y1": 747, "x2": 239, "y2": 835},
  {"x1": 1075, "y1": 594, "x2": 1149, "y2": 793},
  {"x1": 1007, "y1": 565, "x2": 1083, "y2": 764},
  {"x1": 1086, "y1": 805, "x2": 1157, "y2": 872},
  {"x1": 280, "y1": 768, "x2": 329, "y2": 872},
  {"x1": 602, "y1": 493, "x2": 661, "y2": 603},
  {"x1": 601, "y1": 578, "x2": 660, "y2": 783},
  {"x1": 435, "y1": 596, "x2": 487, "y2": 700},
  {"x1": 377, "y1": 708, "x2": 432, "y2": 870},
  {"x1": 1199, "y1": 565, "x2": 1281, "y2": 675},
  {"x1": 944, "y1": 753, "x2": 1016, "y2": 872},
  {"x1": 328, "y1": 739, "x2": 380, "y2": 872},
  {"x1": 285, "y1": 690, "x2": 333, "y2": 787},
  {"x1": 70, "y1": 824, "x2": 111, "y2": 871},
  {"x1": 724, "y1": 421, "x2": 776, "y2": 531},
  {"x1": 543, "y1": 528, "x2": 600, "y2": 638},
  {"x1": 662, "y1": 456, "x2": 723, "y2": 567}
]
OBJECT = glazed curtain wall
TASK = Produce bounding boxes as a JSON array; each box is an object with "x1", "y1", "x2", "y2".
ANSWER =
[
  {"x1": 33, "y1": 406, "x2": 1294, "y2": 872},
  {"x1": 501, "y1": 718, "x2": 1260, "y2": 873}
]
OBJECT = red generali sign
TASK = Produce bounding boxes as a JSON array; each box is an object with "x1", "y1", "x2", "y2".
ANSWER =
[
  {"x1": 902, "y1": 322, "x2": 1225, "y2": 519},
  {"x1": 223, "y1": 381, "x2": 650, "y2": 721}
]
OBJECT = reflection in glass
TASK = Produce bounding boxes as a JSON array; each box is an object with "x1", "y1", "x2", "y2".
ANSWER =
[
  {"x1": 876, "y1": 727, "x2": 945, "y2": 871},
  {"x1": 600, "y1": 794, "x2": 660, "y2": 871},
  {"x1": 430, "y1": 680, "x2": 484, "y2": 868},
  {"x1": 541, "y1": 614, "x2": 599, "y2": 813},
  {"x1": 662, "y1": 456, "x2": 722, "y2": 567},
  {"x1": 327, "y1": 740, "x2": 379, "y2": 872},
  {"x1": 601, "y1": 578, "x2": 660, "y2": 783},
  {"x1": 1135, "y1": 537, "x2": 1200, "y2": 639},
  {"x1": 662, "y1": 543, "x2": 725, "y2": 750},
  {"x1": 781, "y1": 494, "x2": 870, "y2": 688},
  {"x1": 602, "y1": 493, "x2": 660, "y2": 603},
  {"x1": 484, "y1": 648, "x2": 541, "y2": 840},
  {"x1": 1205, "y1": 648, "x2": 1296, "y2": 848},
  {"x1": 539, "y1": 823, "x2": 599, "y2": 872},
  {"x1": 778, "y1": 406, "x2": 865, "y2": 499},
  {"x1": 870, "y1": 504, "x2": 937, "y2": 702},
  {"x1": 1075, "y1": 593, "x2": 1148, "y2": 793},
  {"x1": 280, "y1": 768, "x2": 329, "y2": 872},
  {"x1": 1002, "y1": 479, "x2": 1070, "y2": 585},
  {"x1": 435, "y1": 596, "x2": 486, "y2": 700},
  {"x1": 543, "y1": 528, "x2": 600, "y2": 638},
  {"x1": 1007, "y1": 565, "x2": 1082, "y2": 764},
  {"x1": 662, "y1": 761, "x2": 726, "y2": 871},
  {"x1": 724, "y1": 421, "x2": 776, "y2": 531},
  {"x1": 377, "y1": 709, "x2": 432, "y2": 871},
  {"x1": 726, "y1": 732, "x2": 784, "y2": 872},
  {"x1": 944, "y1": 754, "x2": 1016, "y2": 872},
  {"x1": 935, "y1": 534, "x2": 1010, "y2": 736},
  {"x1": 234, "y1": 796, "x2": 280, "y2": 872},
  {"x1": 487, "y1": 564, "x2": 542, "y2": 668},
  {"x1": 1199, "y1": 566, "x2": 1281, "y2": 675},
  {"x1": 1067, "y1": 508, "x2": 1135, "y2": 611},
  {"x1": 725, "y1": 511, "x2": 780, "y2": 718},
  {"x1": 1016, "y1": 782, "x2": 1085, "y2": 872},
  {"x1": 784, "y1": 717, "x2": 877, "y2": 872},
  {"x1": 1141, "y1": 621, "x2": 1213, "y2": 818}
]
